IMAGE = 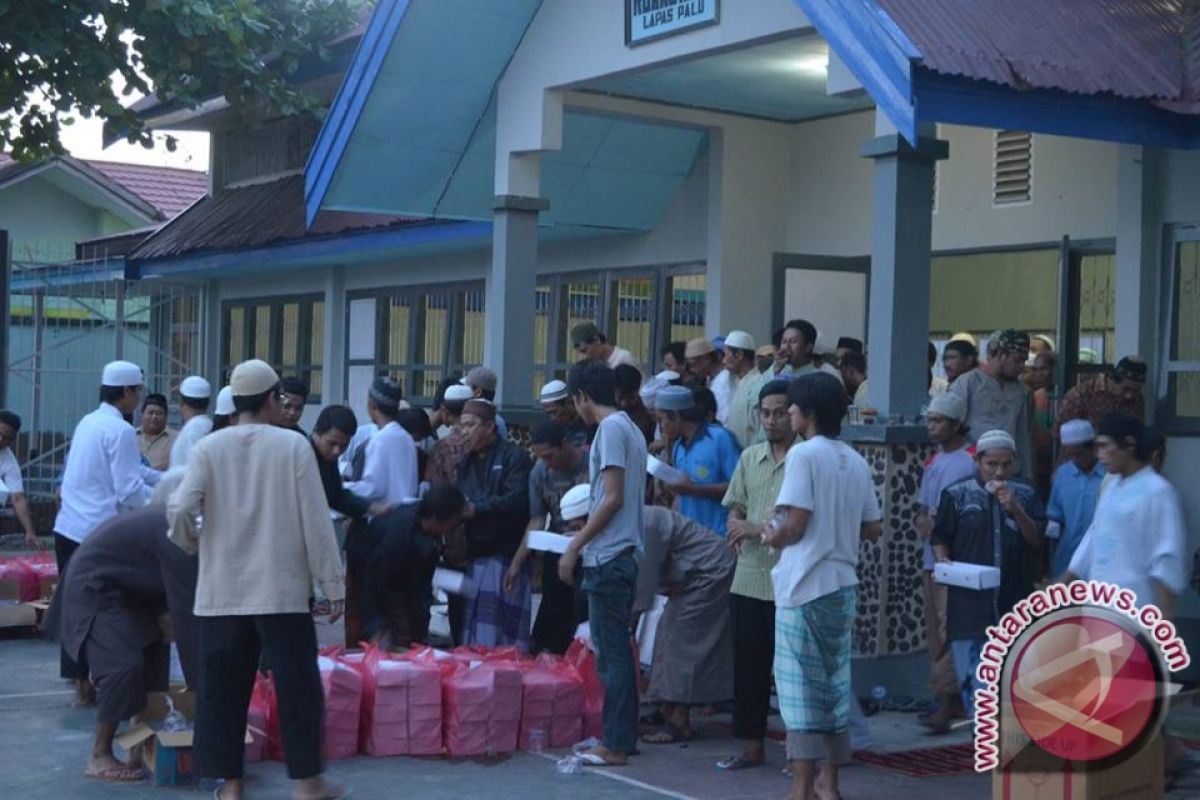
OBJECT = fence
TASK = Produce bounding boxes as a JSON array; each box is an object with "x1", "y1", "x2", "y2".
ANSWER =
[{"x1": 5, "y1": 251, "x2": 203, "y2": 501}]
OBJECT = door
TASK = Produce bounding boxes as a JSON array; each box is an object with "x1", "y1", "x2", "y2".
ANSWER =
[{"x1": 772, "y1": 254, "x2": 870, "y2": 346}]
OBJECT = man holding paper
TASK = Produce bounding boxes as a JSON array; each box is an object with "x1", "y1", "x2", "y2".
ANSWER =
[
  {"x1": 932, "y1": 429, "x2": 1043, "y2": 721},
  {"x1": 655, "y1": 385, "x2": 740, "y2": 537}
]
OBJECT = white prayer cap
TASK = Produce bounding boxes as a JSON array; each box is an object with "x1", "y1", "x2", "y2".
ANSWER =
[
  {"x1": 927, "y1": 392, "x2": 966, "y2": 423},
  {"x1": 180, "y1": 375, "x2": 211, "y2": 400},
  {"x1": 230, "y1": 359, "x2": 280, "y2": 397},
  {"x1": 723, "y1": 330, "x2": 756, "y2": 351},
  {"x1": 1059, "y1": 419, "x2": 1095, "y2": 446},
  {"x1": 444, "y1": 385, "x2": 474, "y2": 403},
  {"x1": 540, "y1": 380, "x2": 569, "y2": 404},
  {"x1": 639, "y1": 377, "x2": 667, "y2": 409},
  {"x1": 102, "y1": 360, "x2": 143, "y2": 387},
  {"x1": 654, "y1": 370, "x2": 680, "y2": 383},
  {"x1": 214, "y1": 386, "x2": 235, "y2": 415},
  {"x1": 976, "y1": 429, "x2": 1017, "y2": 455},
  {"x1": 560, "y1": 483, "x2": 592, "y2": 522}
]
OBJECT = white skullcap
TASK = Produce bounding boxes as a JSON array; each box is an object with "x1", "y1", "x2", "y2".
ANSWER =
[
  {"x1": 639, "y1": 377, "x2": 667, "y2": 409},
  {"x1": 214, "y1": 386, "x2": 235, "y2": 415},
  {"x1": 1059, "y1": 419, "x2": 1095, "y2": 447},
  {"x1": 724, "y1": 330, "x2": 756, "y2": 351},
  {"x1": 654, "y1": 370, "x2": 680, "y2": 383},
  {"x1": 540, "y1": 380, "x2": 569, "y2": 404},
  {"x1": 230, "y1": 359, "x2": 279, "y2": 397},
  {"x1": 180, "y1": 375, "x2": 211, "y2": 400},
  {"x1": 102, "y1": 360, "x2": 143, "y2": 387},
  {"x1": 560, "y1": 483, "x2": 592, "y2": 522},
  {"x1": 976, "y1": 429, "x2": 1017, "y2": 455},
  {"x1": 927, "y1": 392, "x2": 966, "y2": 423},
  {"x1": 444, "y1": 385, "x2": 474, "y2": 403}
]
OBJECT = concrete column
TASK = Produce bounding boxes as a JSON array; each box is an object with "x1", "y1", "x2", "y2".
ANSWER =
[
  {"x1": 202, "y1": 279, "x2": 222, "y2": 388},
  {"x1": 485, "y1": 194, "x2": 547, "y2": 407},
  {"x1": 861, "y1": 124, "x2": 948, "y2": 417},
  {"x1": 324, "y1": 266, "x2": 347, "y2": 403},
  {"x1": 1114, "y1": 145, "x2": 1162, "y2": 368}
]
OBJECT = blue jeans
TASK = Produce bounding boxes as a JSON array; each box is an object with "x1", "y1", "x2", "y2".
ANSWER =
[
  {"x1": 950, "y1": 637, "x2": 987, "y2": 718},
  {"x1": 582, "y1": 550, "x2": 638, "y2": 754}
]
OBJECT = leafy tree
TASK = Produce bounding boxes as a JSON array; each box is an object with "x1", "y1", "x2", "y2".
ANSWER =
[{"x1": 0, "y1": 0, "x2": 363, "y2": 161}]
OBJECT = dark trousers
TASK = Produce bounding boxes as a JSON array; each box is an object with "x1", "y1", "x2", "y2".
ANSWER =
[
  {"x1": 195, "y1": 614, "x2": 323, "y2": 781},
  {"x1": 582, "y1": 550, "x2": 638, "y2": 754},
  {"x1": 731, "y1": 593, "x2": 776, "y2": 741},
  {"x1": 532, "y1": 552, "x2": 588, "y2": 656},
  {"x1": 53, "y1": 534, "x2": 88, "y2": 681},
  {"x1": 83, "y1": 611, "x2": 169, "y2": 725}
]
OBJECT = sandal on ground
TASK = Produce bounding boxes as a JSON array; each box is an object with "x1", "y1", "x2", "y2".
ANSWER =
[
  {"x1": 641, "y1": 720, "x2": 692, "y2": 744},
  {"x1": 83, "y1": 765, "x2": 143, "y2": 782},
  {"x1": 577, "y1": 749, "x2": 627, "y2": 767},
  {"x1": 715, "y1": 753, "x2": 764, "y2": 770}
]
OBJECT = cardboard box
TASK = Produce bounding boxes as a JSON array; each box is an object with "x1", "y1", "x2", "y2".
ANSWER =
[
  {"x1": 115, "y1": 691, "x2": 250, "y2": 786},
  {"x1": 991, "y1": 735, "x2": 1163, "y2": 799},
  {"x1": 934, "y1": 561, "x2": 1001, "y2": 590},
  {"x1": 0, "y1": 600, "x2": 36, "y2": 628},
  {"x1": 527, "y1": 530, "x2": 571, "y2": 554}
]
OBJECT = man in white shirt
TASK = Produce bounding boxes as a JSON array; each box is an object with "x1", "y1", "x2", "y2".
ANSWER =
[
  {"x1": 722, "y1": 330, "x2": 760, "y2": 446},
  {"x1": 762, "y1": 372, "x2": 881, "y2": 800},
  {"x1": 168, "y1": 359, "x2": 346, "y2": 800},
  {"x1": 54, "y1": 360, "x2": 153, "y2": 704},
  {"x1": 572, "y1": 321, "x2": 639, "y2": 370},
  {"x1": 685, "y1": 337, "x2": 733, "y2": 423},
  {"x1": 0, "y1": 410, "x2": 39, "y2": 549},
  {"x1": 169, "y1": 375, "x2": 213, "y2": 469}
]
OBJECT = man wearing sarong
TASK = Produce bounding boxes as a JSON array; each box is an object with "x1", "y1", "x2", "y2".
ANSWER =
[
  {"x1": 456, "y1": 398, "x2": 533, "y2": 648},
  {"x1": 45, "y1": 478, "x2": 198, "y2": 784},
  {"x1": 762, "y1": 373, "x2": 881, "y2": 800},
  {"x1": 632, "y1": 503, "x2": 734, "y2": 744}
]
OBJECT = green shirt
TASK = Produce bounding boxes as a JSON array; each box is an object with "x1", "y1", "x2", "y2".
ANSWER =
[
  {"x1": 721, "y1": 440, "x2": 793, "y2": 601},
  {"x1": 725, "y1": 368, "x2": 761, "y2": 449}
]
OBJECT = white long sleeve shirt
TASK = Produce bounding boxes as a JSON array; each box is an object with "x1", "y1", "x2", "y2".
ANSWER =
[
  {"x1": 54, "y1": 403, "x2": 152, "y2": 542},
  {"x1": 344, "y1": 420, "x2": 419, "y2": 505},
  {"x1": 710, "y1": 369, "x2": 735, "y2": 424},
  {"x1": 170, "y1": 414, "x2": 213, "y2": 469}
]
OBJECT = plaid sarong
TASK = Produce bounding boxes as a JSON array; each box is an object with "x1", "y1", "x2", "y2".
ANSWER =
[
  {"x1": 775, "y1": 586, "x2": 856, "y2": 761},
  {"x1": 462, "y1": 555, "x2": 532, "y2": 651}
]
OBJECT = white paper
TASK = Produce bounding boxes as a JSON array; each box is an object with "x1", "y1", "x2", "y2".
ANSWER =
[
  {"x1": 635, "y1": 595, "x2": 668, "y2": 666},
  {"x1": 527, "y1": 530, "x2": 572, "y2": 554},
  {"x1": 646, "y1": 455, "x2": 685, "y2": 485},
  {"x1": 433, "y1": 567, "x2": 476, "y2": 598}
]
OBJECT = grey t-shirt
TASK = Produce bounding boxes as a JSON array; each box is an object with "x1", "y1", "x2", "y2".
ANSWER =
[
  {"x1": 583, "y1": 411, "x2": 647, "y2": 568},
  {"x1": 529, "y1": 455, "x2": 589, "y2": 534}
]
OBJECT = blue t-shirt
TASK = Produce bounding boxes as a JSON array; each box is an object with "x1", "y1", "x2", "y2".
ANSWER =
[
  {"x1": 673, "y1": 423, "x2": 741, "y2": 537},
  {"x1": 1047, "y1": 460, "x2": 1106, "y2": 576}
]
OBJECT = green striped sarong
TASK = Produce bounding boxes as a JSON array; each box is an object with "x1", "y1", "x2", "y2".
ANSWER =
[{"x1": 774, "y1": 585, "x2": 856, "y2": 762}]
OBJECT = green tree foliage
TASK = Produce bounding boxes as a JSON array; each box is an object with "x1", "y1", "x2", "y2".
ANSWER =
[{"x1": 0, "y1": 0, "x2": 363, "y2": 161}]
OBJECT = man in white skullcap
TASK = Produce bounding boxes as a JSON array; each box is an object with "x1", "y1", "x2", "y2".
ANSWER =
[
  {"x1": 168, "y1": 359, "x2": 346, "y2": 800},
  {"x1": 539, "y1": 378, "x2": 590, "y2": 447},
  {"x1": 722, "y1": 330, "x2": 761, "y2": 448},
  {"x1": 914, "y1": 392, "x2": 976, "y2": 733},
  {"x1": 169, "y1": 375, "x2": 212, "y2": 469},
  {"x1": 932, "y1": 429, "x2": 1043, "y2": 720},
  {"x1": 211, "y1": 386, "x2": 236, "y2": 432},
  {"x1": 1045, "y1": 419, "x2": 1105, "y2": 578},
  {"x1": 54, "y1": 360, "x2": 154, "y2": 705}
]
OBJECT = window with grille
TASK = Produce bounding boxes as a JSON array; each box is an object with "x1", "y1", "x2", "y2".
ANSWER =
[
  {"x1": 993, "y1": 130, "x2": 1033, "y2": 205},
  {"x1": 1160, "y1": 228, "x2": 1200, "y2": 432},
  {"x1": 222, "y1": 296, "x2": 324, "y2": 402}
]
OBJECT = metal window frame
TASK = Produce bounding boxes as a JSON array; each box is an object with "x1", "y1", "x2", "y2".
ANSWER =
[
  {"x1": 1157, "y1": 223, "x2": 1200, "y2": 435},
  {"x1": 220, "y1": 293, "x2": 325, "y2": 403}
]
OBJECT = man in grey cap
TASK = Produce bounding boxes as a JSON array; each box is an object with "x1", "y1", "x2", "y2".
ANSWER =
[
  {"x1": 168, "y1": 359, "x2": 347, "y2": 800},
  {"x1": 169, "y1": 375, "x2": 212, "y2": 469},
  {"x1": 54, "y1": 360, "x2": 154, "y2": 704},
  {"x1": 932, "y1": 429, "x2": 1042, "y2": 722},
  {"x1": 914, "y1": 392, "x2": 975, "y2": 733},
  {"x1": 463, "y1": 366, "x2": 508, "y2": 440}
]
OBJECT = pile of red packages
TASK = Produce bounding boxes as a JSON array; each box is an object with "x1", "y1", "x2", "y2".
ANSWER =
[
  {"x1": 318, "y1": 654, "x2": 363, "y2": 760},
  {"x1": 441, "y1": 656, "x2": 523, "y2": 757},
  {"x1": 0, "y1": 554, "x2": 56, "y2": 601},
  {"x1": 519, "y1": 654, "x2": 584, "y2": 748},
  {"x1": 345, "y1": 646, "x2": 442, "y2": 756}
]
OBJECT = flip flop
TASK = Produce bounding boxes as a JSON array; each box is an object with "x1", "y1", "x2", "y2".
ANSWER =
[
  {"x1": 641, "y1": 720, "x2": 692, "y2": 744},
  {"x1": 577, "y1": 750, "x2": 627, "y2": 767},
  {"x1": 715, "y1": 754, "x2": 765, "y2": 770},
  {"x1": 83, "y1": 764, "x2": 143, "y2": 782}
]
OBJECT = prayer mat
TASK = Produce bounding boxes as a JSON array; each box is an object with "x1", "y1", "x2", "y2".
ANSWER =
[{"x1": 853, "y1": 743, "x2": 975, "y2": 777}]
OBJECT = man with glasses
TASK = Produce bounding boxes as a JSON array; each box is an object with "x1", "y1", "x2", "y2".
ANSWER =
[
  {"x1": 571, "y1": 321, "x2": 639, "y2": 370},
  {"x1": 0, "y1": 410, "x2": 40, "y2": 550},
  {"x1": 951, "y1": 329, "x2": 1035, "y2": 480}
]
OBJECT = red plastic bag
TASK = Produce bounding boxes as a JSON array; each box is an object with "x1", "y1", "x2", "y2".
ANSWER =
[
  {"x1": 441, "y1": 660, "x2": 523, "y2": 757},
  {"x1": 564, "y1": 639, "x2": 605, "y2": 740},
  {"x1": 519, "y1": 654, "x2": 584, "y2": 748},
  {"x1": 318, "y1": 653, "x2": 363, "y2": 760},
  {"x1": 246, "y1": 672, "x2": 271, "y2": 763},
  {"x1": 0, "y1": 557, "x2": 40, "y2": 602},
  {"x1": 263, "y1": 671, "x2": 285, "y2": 762},
  {"x1": 349, "y1": 643, "x2": 442, "y2": 756}
]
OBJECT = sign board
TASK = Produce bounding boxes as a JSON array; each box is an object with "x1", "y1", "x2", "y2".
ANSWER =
[{"x1": 625, "y1": 0, "x2": 719, "y2": 47}]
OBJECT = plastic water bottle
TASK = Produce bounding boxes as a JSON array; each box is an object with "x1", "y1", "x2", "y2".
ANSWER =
[{"x1": 529, "y1": 729, "x2": 547, "y2": 755}]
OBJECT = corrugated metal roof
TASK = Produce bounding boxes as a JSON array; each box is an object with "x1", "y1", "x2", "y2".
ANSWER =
[
  {"x1": 878, "y1": 0, "x2": 1188, "y2": 102},
  {"x1": 88, "y1": 160, "x2": 206, "y2": 218},
  {"x1": 131, "y1": 174, "x2": 426, "y2": 261}
]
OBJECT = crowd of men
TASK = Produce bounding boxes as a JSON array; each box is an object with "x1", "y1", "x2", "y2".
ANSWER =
[{"x1": 0, "y1": 314, "x2": 1191, "y2": 800}]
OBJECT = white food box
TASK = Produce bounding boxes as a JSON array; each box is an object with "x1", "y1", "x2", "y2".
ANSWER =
[
  {"x1": 433, "y1": 567, "x2": 476, "y2": 598},
  {"x1": 934, "y1": 561, "x2": 1001, "y2": 591},
  {"x1": 646, "y1": 455, "x2": 685, "y2": 485},
  {"x1": 527, "y1": 530, "x2": 572, "y2": 554},
  {"x1": 634, "y1": 595, "x2": 669, "y2": 666}
]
